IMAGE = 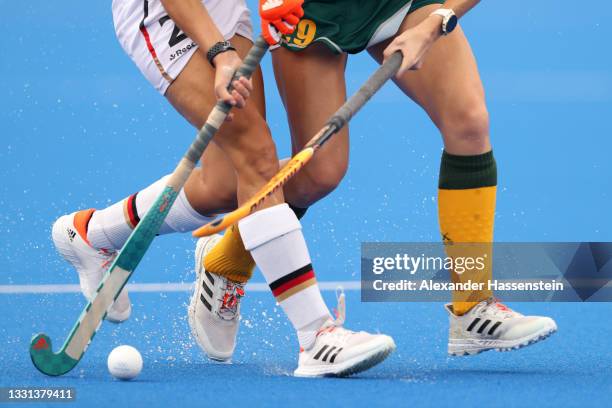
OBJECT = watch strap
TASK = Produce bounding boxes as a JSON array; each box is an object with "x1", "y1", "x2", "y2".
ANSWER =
[
  {"x1": 431, "y1": 8, "x2": 453, "y2": 18},
  {"x1": 206, "y1": 41, "x2": 237, "y2": 67},
  {"x1": 430, "y1": 8, "x2": 457, "y2": 35}
]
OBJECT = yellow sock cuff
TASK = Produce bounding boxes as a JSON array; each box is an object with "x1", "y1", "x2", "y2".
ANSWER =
[{"x1": 204, "y1": 225, "x2": 255, "y2": 283}]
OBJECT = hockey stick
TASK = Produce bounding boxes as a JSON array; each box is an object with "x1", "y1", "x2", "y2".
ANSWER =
[
  {"x1": 193, "y1": 51, "x2": 403, "y2": 238},
  {"x1": 29, "y1": 36, "x2": 270, "y2": 376}
]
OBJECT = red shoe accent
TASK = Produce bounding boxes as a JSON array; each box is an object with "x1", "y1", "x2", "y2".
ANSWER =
[{"x1": 492, "y1": 297, "x2": 511, "y2": 311}]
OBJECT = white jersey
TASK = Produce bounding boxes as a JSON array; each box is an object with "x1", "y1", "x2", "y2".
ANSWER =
[{"x1": 112, "y1": 0, "x2": 253, "y2": 94}]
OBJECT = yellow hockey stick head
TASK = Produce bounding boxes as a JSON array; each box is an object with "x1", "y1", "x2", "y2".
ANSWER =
[{"x1": 192, "y1": 147, "x2": 315, "y2": 237}]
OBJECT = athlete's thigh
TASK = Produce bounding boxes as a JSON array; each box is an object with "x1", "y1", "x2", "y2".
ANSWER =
[
  {"x1": 166, "y1": 35, "x2": 266, "y2": 130},
  {"x1": 165, "y1": 34, "x2": 267, "y2": 164},
  {"x1": 165, "y1": 35, "x2": 268, "y2": 210},
  {"x1": 112, "y1": 0, "x2": 264, "y2": 207},
  {"x1": 272, "y1": 44, "x2": 348, "y2": 203},
  {"x1": 367, "y1": 5, "x2": 488, "y2": 150},
  {"x1": 273, "y1": 44, "x2": 346, "y2": 151}
]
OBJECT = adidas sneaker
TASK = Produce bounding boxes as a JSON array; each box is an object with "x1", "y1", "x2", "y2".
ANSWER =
[
  {"x1": 189, "y1": 235, "x2": 245, "y2": 362},
  {"x1": 294, "y1": 291, "x2": 396, "y2": 377},
  {"x1": 446, "y1": 298, "x2": 557, "y2": 356},
  {"x1": 52, "y1": 212, "x2": 131, "y2": 323}
]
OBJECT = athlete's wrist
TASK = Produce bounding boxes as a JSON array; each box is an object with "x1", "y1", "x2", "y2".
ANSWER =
[
  {"x1": 420, "y1": 14, "x2": 444, "y2": 42},
  {"x1": 207, "y1": 41, "x2": 238, "y2": 67}
]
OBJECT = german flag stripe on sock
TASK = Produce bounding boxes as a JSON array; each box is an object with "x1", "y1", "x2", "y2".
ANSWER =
[
  {"x1": 269, "y1": 264, "x2": 316, "y2": 302},
  {"x1": 123, "y1": 193, "x2": 140, "y2": 229}
]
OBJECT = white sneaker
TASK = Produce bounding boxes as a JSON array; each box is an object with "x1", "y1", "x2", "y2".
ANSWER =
[
  {"x1": 188, "y1": 235, "x2": 245, "y2": 362},
  {"x1": 52, "y1": 212, "x2": 131, "y2": 323},
  {"x1": 446, "y1": 298, "x2": 557, "y2": 356},
  {"x1": 294, "y1": 291, "x2": 396, "y2": 377}
]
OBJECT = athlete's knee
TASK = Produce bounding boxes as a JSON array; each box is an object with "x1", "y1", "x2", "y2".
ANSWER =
[
  {"x1": 215, "y1": 109, "x2": 279, "y2": 182},
  {"x1": 440, "y1": 100, "x2": 490, "y2": 152},
  {"x1": 196, "y1": 168, "x2": 237, "y2": 210},
  {"x1": 225, "y1": 126, "x2": 279, "y2": 186},
  {"x1": 238, "y1": 136, "x2": 280, "y2": 183},
  {"x1": 295, "y1": 158, "x2": 348, "y2": 205}
]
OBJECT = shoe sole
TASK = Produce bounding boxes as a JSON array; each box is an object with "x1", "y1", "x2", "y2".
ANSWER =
[
  {"x1": 188, "y1": 235, "x2": 233, "y2": 363},
  {"x1": 294, "y1": 337, "x2": 396, "y2": 378},
  {"x1": 448, "y1": 323, "x2": 557, "y2": 356}
]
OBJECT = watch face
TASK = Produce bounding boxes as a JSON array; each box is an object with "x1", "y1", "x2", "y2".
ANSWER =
[{"x1": 446, "y1": 15, "x2": 458, "y2": 33}]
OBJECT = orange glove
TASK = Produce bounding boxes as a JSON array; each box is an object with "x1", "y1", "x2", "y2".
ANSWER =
[{"x1": 259, "y1": 0, "x2": 304, "y2": 45}]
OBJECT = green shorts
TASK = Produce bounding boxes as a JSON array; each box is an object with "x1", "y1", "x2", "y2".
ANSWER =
[{"x1": 281, "y1": 0, "x2": 444, "y2": 54}]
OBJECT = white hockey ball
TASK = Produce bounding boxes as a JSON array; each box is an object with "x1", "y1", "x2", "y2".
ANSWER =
[{"x1": 107, "y1": 345, "x2": 143, "y2": 380}]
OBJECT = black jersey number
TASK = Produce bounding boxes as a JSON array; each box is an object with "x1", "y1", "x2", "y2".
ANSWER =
[{"x1": 158, "y1": 15, "x2": 188, "y2": 47}]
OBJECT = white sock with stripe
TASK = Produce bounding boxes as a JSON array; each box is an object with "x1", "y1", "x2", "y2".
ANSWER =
[
  {"x1": 239, "y1": 203, "x2": 331, "y2": 350},
  {"x1": 87, "y1": 175, "x2": 213, "y2": 250}
]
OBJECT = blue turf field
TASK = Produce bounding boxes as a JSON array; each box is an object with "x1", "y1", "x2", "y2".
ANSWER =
[{"x1": 2, "y1": 1, "x2": 612, "y2": 406}]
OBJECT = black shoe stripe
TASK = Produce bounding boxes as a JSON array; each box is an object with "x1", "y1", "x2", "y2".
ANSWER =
[
  {"x1": 477, "y1": 319, "x2": 491, "y2": 334},
  {"x1": 466, "y1": 318, "x2": 481, "y2": 332},
  {"x1": 329, "y1": 348, "x2": 343, "y2": 363},
  {"x1": 488, "y1": 321, "x2": 502, "y2": 335},
  {"x1": 313, "y1": 345, "x2": 329, "y2": 360},
  {"x1": 202, "y1": 279, "x2": 213, "y2": 298},
  {"x1": 199, "y1": 293, "x2": 212, "y2": 312},
  {"x1": 204, "y1": 270, "x2": 215, "y2": 285},
  {"x1": 322, "y1": 346, "x2": 336, "y2": 362}
]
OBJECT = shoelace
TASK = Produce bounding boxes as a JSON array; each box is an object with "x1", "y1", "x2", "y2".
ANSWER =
[
  {"x1": 217, "y1": 281, "x2": 245, "y2": 321},
  {"x1": 316, "y1": 287, "x2": 349, "y2": 338},
  {"x1": 333, "y1": 286, "x2": 346, "y2": 327},
  {"x1": 480, "y1": 297, "x2": 516, "y2": 319}
]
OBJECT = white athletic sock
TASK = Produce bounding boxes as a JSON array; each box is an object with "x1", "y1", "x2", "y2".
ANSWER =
[
  {"x1": 239, "y1": 203, "x2": 331, "y2": 350},
  {"x1": 87, "y1": 175, "x2": 212, "y2": 250}
]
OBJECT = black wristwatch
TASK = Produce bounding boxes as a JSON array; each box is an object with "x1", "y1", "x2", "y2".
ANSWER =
[{"x1": 206, "y1": 41, "x2": 237, "y2": 67}]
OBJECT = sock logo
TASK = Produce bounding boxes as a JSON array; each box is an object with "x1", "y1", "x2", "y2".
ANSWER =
[{"x1": 67, "y1": 228, "x2": 76, "y2": 242}]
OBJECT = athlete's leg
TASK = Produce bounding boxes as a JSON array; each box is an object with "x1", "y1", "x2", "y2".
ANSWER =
[
  {"x1": 83, "y1": 35, "x2": 267, "y2": 252},
  {"x1": 177, "y1": 32, "x2": 266, "y2": 216},
  {"x1": 368, "y1": 5, "x2": 494, "y2": 315},
  {"x1": 185, "y1": 148, "x2": 238, "y2": 215},
  {"x1": 272, "y1": 44, "x2": 349, "y2": 208},
  {"x1": 202, "y1": 44, "x2": 349, "y2": 289},
  {"x1": 187, "y1": 40, "x2": 396, "y2": 372},
  {"x1": 368, "y1": 6, "x2": 490, "y2": 155},
  {"x1": 191, "y1": 43, "x2": 350, "y2": 286},
  {"x1": 166, "y1": 35, "x2": 280, "y2": 207},
  {"x1": 166, "y1": 36, "x2": 341, "y2": 360}
]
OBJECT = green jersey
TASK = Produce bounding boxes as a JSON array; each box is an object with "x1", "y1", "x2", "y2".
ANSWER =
[{"x1": 281, "y1": 0, "x2": 444, "y2": 54}]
